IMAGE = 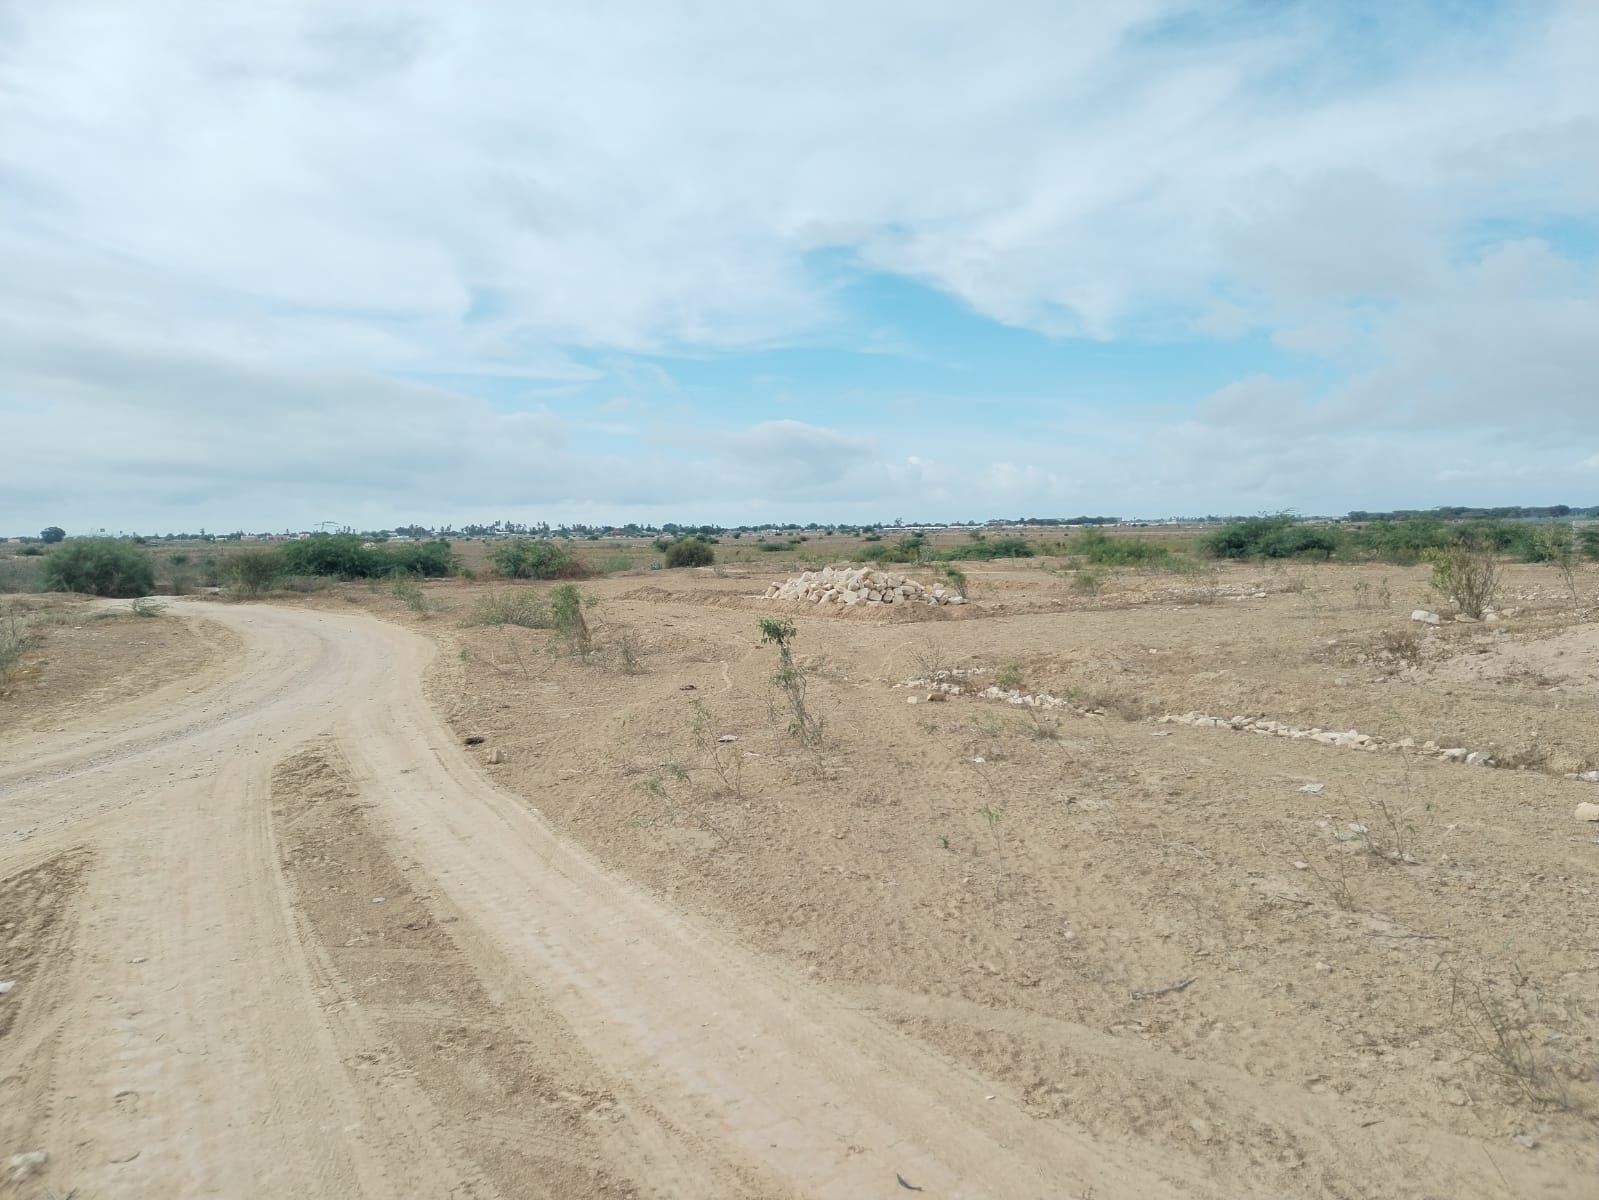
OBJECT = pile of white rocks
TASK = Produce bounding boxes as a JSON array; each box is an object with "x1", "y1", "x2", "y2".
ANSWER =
[{"x1": 761, "y1": 566, "x2": 965, "y2": 608}]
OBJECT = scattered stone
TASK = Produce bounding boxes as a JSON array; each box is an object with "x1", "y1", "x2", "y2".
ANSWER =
[
  {"x1": 760, "y1": 566, "x2": 964, "y2": 609},
  {"x1": 1575, "y1": 802, "x2": 1599, "y2": 822},
  {"x1": 371, "y1": 897, "x2": 385, "y2": 904},
  {"x1": 1298, "y1": 783, "x2": 1325, "y2": 795},
  {"x1": 1293, "y1": 861, "x2": 1309, "y2": 870},
  {"x1": 0, "y1": 980, "x2": 13, "y2": 994},
  {"x1": 1410, "y1": 610, "x2": 1442, "y2": 625},
  {"x1": 924, "y1": 692, "x2": 947, "y2": 703},
  {"x1": 487, "y1": 748, "x2": 506, "y2": 764},
  {"x1": 1573, "y1": 770, "x2": 1599, "y2": 783},
  {"x1": 8, "y1": 1152, "x2": 47, "y2": 1182},
  {"x1": 463, "y1": 735, "x2": 485, "y2": 746},
  {"x1": 1515, "y1": 1134, "x2": 1540, "y2": 1150},
  {"x1": 717, "y1": 734, "x2": 737, "y2": 743},
  {"x1": 1465, "y1": 751, "x2": 1494, "y2": 767}
]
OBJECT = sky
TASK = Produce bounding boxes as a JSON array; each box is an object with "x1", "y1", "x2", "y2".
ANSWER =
[{"x1": 3, "y1": 1, "x2": 1597, "y2": 534}]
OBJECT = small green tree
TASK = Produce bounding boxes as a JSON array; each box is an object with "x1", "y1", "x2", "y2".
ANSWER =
[
  {"x1": 1425, "y1": 540, "x2": 1501, "y2": 619},
  {"x1": 548, "y1": 583, "x2": 595, "y2": 656},
  {"x1": 42, "y1": 538, "x2": 154, "y2": 597},
  {"x1": 758, "y1": 617, "x2": 823, "y2": 745},
  {"x1": 664, "y1": 538, "x2": 715, "y2": 568},
  {"x1": 1532, "y1": 524, "x2": 1580, "y2": 602}
]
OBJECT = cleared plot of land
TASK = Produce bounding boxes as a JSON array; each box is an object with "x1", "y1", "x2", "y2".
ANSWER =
[
  {"x1": 1, "y1": 561, "x2": 1594, "y2": 1199},
  {"x1": 0, "y1": 597, "x2": 236, "y2": 739}
]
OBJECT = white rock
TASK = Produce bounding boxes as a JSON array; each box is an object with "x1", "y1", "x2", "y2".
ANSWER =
[
  {"x1": 0, "y1": 979, "x2": 14, "y2": 994},
  {"x1": 1465, "y1": 751, "x2": 1494, "y2": 767},
  {"x1": 1411, "y1": 610, "x2": 1442, "y2": 625},
  {"x1": 8, "y1": 1151, "x2": 48, "y2": 1181},
  {"x1": 1575, "y1": 802, "x2": 1599, "y2": 822},
  {"x1": 1298, "y1": 783, "x2": 1325, "y2": 795}
]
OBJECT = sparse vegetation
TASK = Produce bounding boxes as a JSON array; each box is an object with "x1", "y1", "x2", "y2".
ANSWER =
[
  {"x1": 392, "y1": 577, "x2": 430, "y2": 614},
  {"x1": 466, "y1": 590, "x2": 549, "y2": 628},
  {"x1": 226, "y1": 550, "x2": 282, "y2": 598},
  {"x1": 1532, "y1": 524, "x2": 1581, "y2": 602},
  {"x1": 548, "y1": 583, "x2": 595, "y2": 656},
  {"x1": 0, "y1": 602, "x2": 37, "y2": 691},
  {"x1": 1425, "y1": 540, "x2": 1501, "y2": 618},
  {"x1": 758, "y1": 617, "x2": 823, "y2": 746},
  {"x1": 1442, "y1": 963, "x2": 1575, "y2": 1110},
  {"x1": 1075, "y1": 527, "x2": 1174, "y2": 567}
]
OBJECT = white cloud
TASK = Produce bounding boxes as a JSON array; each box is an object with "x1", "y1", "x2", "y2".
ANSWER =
[{"x1": 2, "y1": 2, "x2": 1597, "y2": 528}]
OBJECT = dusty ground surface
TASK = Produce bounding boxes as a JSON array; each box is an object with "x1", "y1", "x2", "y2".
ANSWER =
[
  {"x1": 2, "y1": 561, "x2": 1596, "y2": 1199},
  {"x1": 0, "y1": 597, "x2": 235, "y2": 738}
]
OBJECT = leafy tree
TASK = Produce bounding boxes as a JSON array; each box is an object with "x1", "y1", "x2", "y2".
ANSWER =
[
  {"x1": 39, "y1": 526, "x2": 65, "y2": 544},
  {"x1": 42, "y1": 538, "x2": 154, "y2": 597}
]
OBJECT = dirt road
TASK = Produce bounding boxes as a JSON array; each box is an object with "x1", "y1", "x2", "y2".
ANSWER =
[{"x1": 1, "y1": 603, "x2": 1253, "y2": 1199}]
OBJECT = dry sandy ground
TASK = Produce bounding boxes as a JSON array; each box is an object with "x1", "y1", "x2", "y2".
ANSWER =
[{"x1": 2, "y1": 562, "x2": 1596, "y2": 1199}]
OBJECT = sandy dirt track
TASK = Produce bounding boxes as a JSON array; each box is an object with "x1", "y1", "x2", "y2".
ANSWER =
[{"x1": 0, "y1": 602, "x2": 1260, "y2": 1199}]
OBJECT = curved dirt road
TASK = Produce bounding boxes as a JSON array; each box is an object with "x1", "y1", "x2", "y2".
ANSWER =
[{"x1": 0, "y1": 603, "x2": 1253, "y2": 1199}]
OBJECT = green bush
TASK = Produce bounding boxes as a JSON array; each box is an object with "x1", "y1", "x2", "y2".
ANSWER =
[
  {"x1": 1075, "y1": 528, "x2": 1171, "y2": 566},
  {"x1": 276, "y1": 535, "x2": 379, "y2": 578},
  {"x1": 1204, "y1": 516, "x2": 1338, "y2": 560},
  {"x1": 272, "y1": 535, "x2": 453, "y2": 580},
  {"x1": 664, "y1": 538, "x2": 715, "y2": 568},
  {"x1": 940, "y1": 537, "x2": 1035, "y2": 561},
  {"x1": 226, "y1": 550, "x2": 282, "y2": 597},
  {"x1": 548, "y1": 583, "x2": 594, "y2": 655},
  {"x1": 490, "y1": 539, "x2": 583, "y2": 580},
  {"x1": 42, "y1": 539, "x2": 155, "y2": 597},
  {"x1": 385, "y1": 540, "x2": 454, "y2": 577},
  {"x1": 1426, "y1": 541, "x2": 1502, "y2": 619},
  {"x1": 16, "y1": 545, "x2": 44, "y2": 557},
  {"x1": 1580, "y1": 527, "x2": 1599, "y2": 560}
]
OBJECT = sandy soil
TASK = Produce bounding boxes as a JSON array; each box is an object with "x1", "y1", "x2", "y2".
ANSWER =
[
  {"x1": 2, "y1": 563, "x2": 1595, "y2": 1199},
  {"x1": 0, "y1": 597, "x2": 236, "y2": 738}
]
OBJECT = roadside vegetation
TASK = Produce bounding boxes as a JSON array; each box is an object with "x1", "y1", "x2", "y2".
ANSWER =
[
  {"x1": 1204, "y1": 513, "x2": 1597, "y2": 566},
  {"x1": 41, "y1": 538, "x2": 156, "y2": 597}
]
